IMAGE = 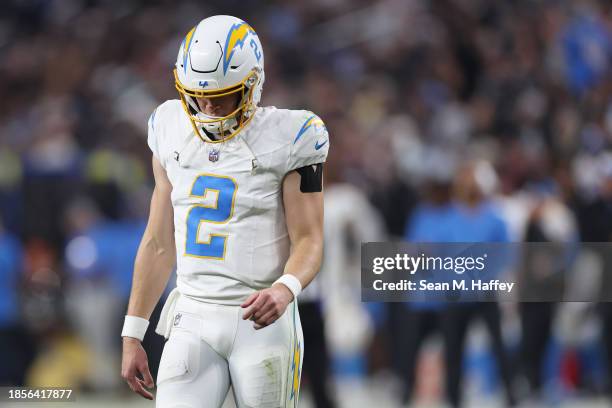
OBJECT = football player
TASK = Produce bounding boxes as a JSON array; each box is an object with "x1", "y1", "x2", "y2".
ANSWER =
[{"x1": 120, "y1": 15, "x2": 329, "y2": 408}]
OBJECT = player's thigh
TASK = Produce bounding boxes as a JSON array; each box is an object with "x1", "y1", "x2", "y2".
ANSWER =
[
  {"x1": 156, "y1": 328, "x2": 230, "y2": 408},
  {"x1": 229, "y1": 301, "x2": 304, "y2": 408}
]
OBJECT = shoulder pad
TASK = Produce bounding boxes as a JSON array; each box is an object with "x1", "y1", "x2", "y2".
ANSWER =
[{"x1": 288, "y1": 111, "x2": 329, "y2": 172}]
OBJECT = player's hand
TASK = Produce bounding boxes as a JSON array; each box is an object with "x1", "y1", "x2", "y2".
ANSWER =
[
  {"x1": 121, "y1": 337, "x2": 155, "y2": 400},
  {"x1": 241, "y1": 284, "x2": 294, "y2": 329}
]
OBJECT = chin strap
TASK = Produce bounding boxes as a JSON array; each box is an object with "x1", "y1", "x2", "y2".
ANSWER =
[
  {"x1": 198, "y1": 110, "x2": 247, "y2": 142},
  {"x1": 201, "y1": 127, "x2": 220, "y2": 141}
]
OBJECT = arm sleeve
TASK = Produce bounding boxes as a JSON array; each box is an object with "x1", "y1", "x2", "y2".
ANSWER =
[{"x1": 287, "y1": 112, "x2": 330, "y2": 172}]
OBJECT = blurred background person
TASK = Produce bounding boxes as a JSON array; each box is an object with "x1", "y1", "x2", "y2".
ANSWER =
[
  {"x1": 63, "y1": 195, "x2": 168, "y2": 391},
  {"x1": 0, "y1": 220, "x2": 34, "y2": 386},
  {"x1": 516, "y1": 184, "x2": 578, "y2": 403},
  {"x1": 317, "y1": 167, "x2": 384, "y2": 401},
  {"x1": 575, "y1": 154, "x2": 612, "y2": 400},
  {"x1": 442, "y1": 160, "x2": 516, "y2": 407},
  {"x1": 397, "y1": 151, "x2": 455, "y2": 405}
]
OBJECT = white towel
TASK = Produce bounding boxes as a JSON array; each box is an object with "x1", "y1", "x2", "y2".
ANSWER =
[{"x1": 155, "y1": 288, "x2": 181, "y2": 339}]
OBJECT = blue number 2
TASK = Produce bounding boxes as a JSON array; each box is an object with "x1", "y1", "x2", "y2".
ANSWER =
[
  {"x1": 249, "y1": 39, "x2": 261, "y2": 62},
  {"x1": 185, "y1": 174, "x2": 237, "y2": 259}
]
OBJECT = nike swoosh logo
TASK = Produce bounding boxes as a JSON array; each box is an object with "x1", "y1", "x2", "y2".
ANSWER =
[{"x1": 314, "y1": 140, "x2": 328, "y2": 150}]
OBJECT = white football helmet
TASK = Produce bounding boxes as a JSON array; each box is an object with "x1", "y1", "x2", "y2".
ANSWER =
[{"x1": 174, "y1": 15, "x2": 265, "y2": 142}]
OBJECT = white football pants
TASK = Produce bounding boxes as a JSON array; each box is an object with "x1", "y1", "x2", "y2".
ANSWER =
[{"x1": 155, "y1": 294, "x2": 304, "y2": 408}]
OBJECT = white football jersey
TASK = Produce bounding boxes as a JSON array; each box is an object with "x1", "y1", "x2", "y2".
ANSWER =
[{"x1": 147, "y1": 100, "x2": 329, "y2": 305}]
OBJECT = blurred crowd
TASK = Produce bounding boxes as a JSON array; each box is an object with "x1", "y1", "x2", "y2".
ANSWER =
[{"x1": 0, "y1": 0, "x2": 611, "y2": 406}]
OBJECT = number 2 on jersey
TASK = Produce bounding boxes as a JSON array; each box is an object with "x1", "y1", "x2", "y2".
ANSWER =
[{"x1": 185, "y1": 174, "x2": 237, "y2": 259}]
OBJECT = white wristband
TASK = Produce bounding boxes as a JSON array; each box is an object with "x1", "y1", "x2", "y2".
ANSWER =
[
  {"x1": 121, "y1": 315, "x2": 149, "y2": 341},
  {"x1": 274, "y1": 274, "x2": 302, "y2": 299}
]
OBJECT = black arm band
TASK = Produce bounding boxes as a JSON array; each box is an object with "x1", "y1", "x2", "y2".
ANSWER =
[{"x1": 295, "y1": 163, "x2": 324, "y2": 192}]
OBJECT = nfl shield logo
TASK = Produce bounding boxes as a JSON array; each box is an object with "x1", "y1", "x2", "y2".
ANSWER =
[{"x1": 208, "y1": 148, "x2": 220, "y2": 162}]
